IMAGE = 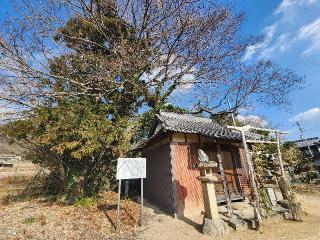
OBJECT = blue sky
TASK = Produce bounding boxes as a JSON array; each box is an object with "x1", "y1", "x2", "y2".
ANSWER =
[
  {"x1": 1, "y1": 0, "x2": 319, "y2": 140},
  {"x1": 234, "y1": 0, "x2": 320, "y2": 140},
  {"x1": 0, "y1": 0, "x2": 12, "y2": 16}
]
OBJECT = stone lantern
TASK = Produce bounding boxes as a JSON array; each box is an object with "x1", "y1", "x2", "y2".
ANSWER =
[{"x1": 196, "y1": 149, "x2": 229, "y2": 236}]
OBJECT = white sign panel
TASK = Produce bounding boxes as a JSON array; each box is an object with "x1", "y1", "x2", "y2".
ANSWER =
[
  {"x1": 116, "y1": 158, "x2": 146, "y2": 180},
  {"x1": 266, "y1": 187, "x2": 277, "y2": 206}
]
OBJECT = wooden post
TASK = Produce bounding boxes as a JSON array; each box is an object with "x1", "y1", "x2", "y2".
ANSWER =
[
  {"x1": 276, "y1": 131, "x2": 285, "y2": 177},
  {"x1": 140, "y1": 178, "x2": 144, "y2": 227},
  {"x1": 240, "y1": 130, "x2": 262, "y2": 229},
  {"x1": 276, "y1": 131, "x2": 297, "y2": 220},
  {"x1": 125, "y1": 180, "x2": 130, "y2": 197},
  {"x1": 276, "y1": 131, "x2": 289, "y2": 200},
  {"x1": 216, "y1": 144, "x2": 234, "y2": 217},
  {"x1": 116, "y1": 179, "x2": 122, "y2": 231}
]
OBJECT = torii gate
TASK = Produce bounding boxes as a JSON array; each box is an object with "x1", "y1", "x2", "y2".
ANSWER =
[{"x1": 226, "y1": 125, "x2": 294, "y2": 229}]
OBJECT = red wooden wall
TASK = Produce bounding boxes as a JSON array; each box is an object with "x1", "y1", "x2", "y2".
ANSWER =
[
  {"x1": 172, "y1": 143, "x2": 204, "y2": 216},
  {"x1": 171, "y1": 142, "x2": 251, "y2": 216}
]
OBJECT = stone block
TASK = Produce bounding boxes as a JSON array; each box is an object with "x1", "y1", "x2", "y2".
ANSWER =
[
  {"x1": 228, "y1": 217, "x2": 248, "y2": 231},
  {"x1": 202, "y1": 218, "x2": 229, "y2": 236},
  {"x1": 278, "y1": 199, "x2": 290, "y2": 209}
]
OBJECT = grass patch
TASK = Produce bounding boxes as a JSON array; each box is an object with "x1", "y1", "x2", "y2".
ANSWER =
[
  {"x1": 0, "y1": 172, "x2": 58, "y2": 205},
  {"x1": 0, "y1": 176, "x2": 32, "y2": 186},
  {"x1": 292, "y1": 183, "x2": 320, "y2": 196},
  {"x1": 22, "y1": 215, "x2": 46, "y2": 225},
  {"x1": 75, "y1": 197, "x2": 97, "y2": 207},
  {"x1": 0, "y1": 176, "x2": 32, "y2": 204},
  {"x1": 22, "y1": 217, "x2": 36, "y2": 224}
]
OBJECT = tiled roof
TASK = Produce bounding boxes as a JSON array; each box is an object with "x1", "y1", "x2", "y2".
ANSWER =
[
  {"x1": 132, "y1": 112, "x2": 242, "y2": 150},
  {"x1": 154, "y1": 112, "x2": 241, "y2": 141},
  {"x1": 291, "y1": 137, "x2": 320, "y2": 148}
]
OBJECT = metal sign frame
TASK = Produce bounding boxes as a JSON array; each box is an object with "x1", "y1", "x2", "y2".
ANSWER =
[{"x1": 116, "y1": 158, "x2": 146, "y2": 231}]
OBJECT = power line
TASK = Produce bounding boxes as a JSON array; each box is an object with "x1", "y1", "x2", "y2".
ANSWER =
[{"x1": 303, "y1": 129, "x2": 320, "y2": 132}]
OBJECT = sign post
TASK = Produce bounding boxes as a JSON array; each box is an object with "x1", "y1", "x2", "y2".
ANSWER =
[
  {"x1": 116, "y1": 158, "x2": 146, "y2": 231},
  {"x1": 141, "y1": 177, "x2": 144, "y2": 227},
  {"x1": 116, "y1": 178, "x2": 122, "y2": 231}
]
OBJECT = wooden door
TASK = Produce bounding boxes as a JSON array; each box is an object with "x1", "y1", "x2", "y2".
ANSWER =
[
  {"x1": 221, "y1": 151, "x2": 241, "y2": 197},
  {"x1": 204, "y1": 149, "x2": 241, "y2": 201}
]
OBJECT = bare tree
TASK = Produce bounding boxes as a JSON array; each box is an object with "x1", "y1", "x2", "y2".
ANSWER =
[{"x1": 0, "y1": 0, "x2": 304, "y2": 119}]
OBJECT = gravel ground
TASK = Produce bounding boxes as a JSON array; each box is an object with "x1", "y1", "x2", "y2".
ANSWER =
[
  {"x1": 1, "y1": 165, "x2": 320, "y2": 240},
  {"x1": 2, "y1": 193, "x2": 319, "y2": 240},
  {"x1": 139, "y1": 193, "x2": 320, "y2": 240}
]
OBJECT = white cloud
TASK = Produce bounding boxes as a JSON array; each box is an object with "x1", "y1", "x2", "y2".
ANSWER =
[
  {"x1": 140, "y1": 54, "x2": 196, "y2": 92},
  {"x1": 260, "y1": 32, "x2": 294, "y2": 58},
  {"x1": 243, "y1": 25, "x2": 277, "y2": 61},
  {"x1": 278, "y1": 33, "x2": 294, "y2": 51},
  {"x1": 244, "y1": 0, "x2": 320, "y2": 60},
  {"x1": 274, "y1": 0, "x2": 317, "y2": 15},
  {"x1": 274, "y1": 0, "x2": 293, "y2": 15},
  {"x1": 289, "y1": 107, "x2": 320, "y2": 122},
  {"x1": 298, "y1": 17, "x2": 320, "y2": 55}
]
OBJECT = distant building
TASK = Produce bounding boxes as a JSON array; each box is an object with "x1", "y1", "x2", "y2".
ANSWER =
[
  {"x1": 291, "y1": 137, "x2": 320, "y2": 171},
  {"x1": 0, "y1": 154, "x2": 21, "y2": 162},
  {"x1": 0, "y1": 154, "x2": 21, "y2": 168},
  {"x1": 0, "y1": 162, "x2": 13, "y2": 167}
]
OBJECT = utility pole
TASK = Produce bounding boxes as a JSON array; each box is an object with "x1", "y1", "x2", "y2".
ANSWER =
[{"x1": 296, "y1": 121, "x2": 314, "y2": 158}]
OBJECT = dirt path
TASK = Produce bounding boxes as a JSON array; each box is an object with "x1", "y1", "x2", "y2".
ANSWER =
[{"x1": 139, "y1": 193, "x2": 320, "y2": 240}]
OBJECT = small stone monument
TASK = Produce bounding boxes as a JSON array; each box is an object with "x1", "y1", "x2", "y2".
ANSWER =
[{"x1": 196, "y1": 149, "x2": 229, "y2": 236}]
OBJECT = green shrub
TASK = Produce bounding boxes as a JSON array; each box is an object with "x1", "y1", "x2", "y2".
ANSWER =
[{"x1": 75, "y1": 197, "x2": 97, "y2": 207}]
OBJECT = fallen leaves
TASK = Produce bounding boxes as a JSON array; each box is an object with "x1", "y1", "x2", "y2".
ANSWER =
[{"x1": 0, "y1": 191, "x2": 142, "y2": 240}]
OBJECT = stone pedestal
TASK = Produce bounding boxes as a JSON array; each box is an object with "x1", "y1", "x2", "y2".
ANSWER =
[
  {"x1": 203, "y1": 217, "x2": 229, "y2": 236},
  {"x1": 197, "y1": 176, "x2": 220, "y2": 220},
  {"x1": 196, "y1": 162, "x2": 229, "y2": 236}
]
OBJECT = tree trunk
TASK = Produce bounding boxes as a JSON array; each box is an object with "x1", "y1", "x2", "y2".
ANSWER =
[{"x1": 67, "y1": 175, "x2": 84, "y2": 204}]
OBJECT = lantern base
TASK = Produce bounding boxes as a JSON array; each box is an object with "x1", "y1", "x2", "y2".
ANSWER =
[{"x1": 202, "y1": 217, "x2": 229, "y2": 236}]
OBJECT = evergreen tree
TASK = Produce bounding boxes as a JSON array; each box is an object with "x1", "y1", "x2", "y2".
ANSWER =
[{"x1": 2, "y1": 1, "x2": 149, "y2": 199}]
